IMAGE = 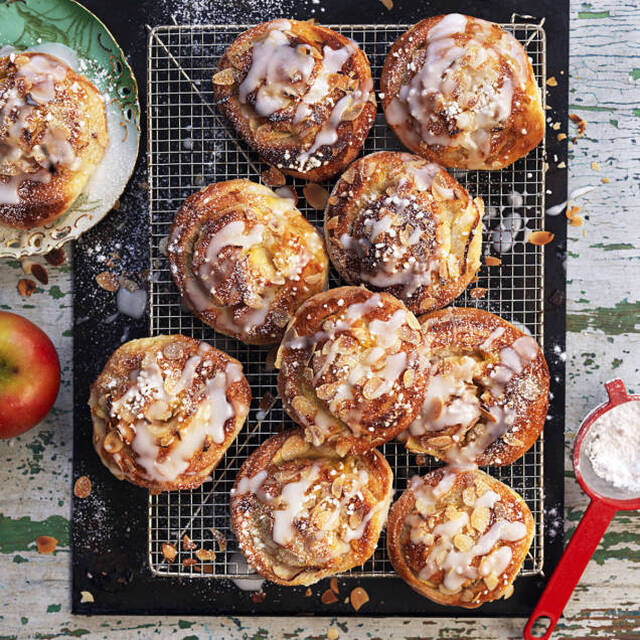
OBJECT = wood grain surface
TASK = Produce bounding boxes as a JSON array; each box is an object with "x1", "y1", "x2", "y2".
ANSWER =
[{"x1": 1, "y1": 0, "x2": 639, "y2": 638}]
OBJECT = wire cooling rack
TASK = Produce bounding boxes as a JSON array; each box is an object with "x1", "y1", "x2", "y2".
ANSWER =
[{"x1": 147, "y1": 23, "x2": 546, "y2": 580}]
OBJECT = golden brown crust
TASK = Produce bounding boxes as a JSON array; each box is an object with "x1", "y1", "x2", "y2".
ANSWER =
[
  {"x1": 168, "y1": 179, "x2": 329, "y2": 345},
  {"x1": 230, "y1": 428, "x2": 393, "y2": 586},
  {"x1": 276, "y1": 286, "x2": 428, "y2": 455},
  {"x1": 324, "y1": 151, "x2": 484, "y2": 314},
  {"x1": 404, "y1": 307, "x2": 549, "y2": 466},
  {"x1": 387, "y1": 468, "x2": 534, "y2": 607},
  {"x1": 0, "y1": 52, "x2": 108, "y2": 228},
  {"x1": 89, "y1": 335, "x2": 251, "y2": 493},
  {"x1": 213, "y1": 19, "x2": 376, "y2": 182},
  {"x1": 380, "y1": 14, "x2": 544, "y2": 170}
]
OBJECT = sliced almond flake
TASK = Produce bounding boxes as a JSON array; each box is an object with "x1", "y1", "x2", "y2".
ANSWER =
[
  {"x1": 350, "y1": 586, "x2": 369, "y2": 611},
  {"x1": 262, "y1": 166, "x2": 286, "y2": 187},
  {"x1": 303, "y1": 183, "x2": 330, "y2": 210},
  {"x1": 195, "y1": 548, "x2": 216, "y2": 561},
  {"x1": 591, "y1": 161, "x2": 601, "y2": 171},
  {"x1": 304, "y1": 587, "x2": 312, "y2": 597},
  {"x1": 73, "y1": 476, "x2": 92, "y2": 499},
  {"x1": 80, "y1": 591, "x2": 94, "y2": 603},
  {"x1": 44, "y1": 247, "x2": 66, "y2": 266},
  {"x1": 546, "y1": 76, "x2": 558, "y2": 87},
  {"x1": 329, "y1": 577, "x2": 339, "y2": 594},
  {"x1": 182, "y1": 534, "x2": 197, "y2": 551},
  {"x1": 96, "y1": 271, "x2": 120, "y2": 292},
  {"x1": 17, "y1": 278, "x2": 36, "y2": 297},
  {"x1": 212, "y1": 67, "x2": 236, "y2": 85},
  {"x1": 36, "y1": 535, "x2": 58, "y2": 554},
  {"x1": 527, "y1": 230, "x2": 555, "y2": 246},
  {"x1": 379, "y1": 0, "x2": 393, "y2": 10},
  {"x1": 327, "y1": 626, "x2": 340, "y2": 640},
  {"x1": 557, "y1": 133, "x2": 567, "y2": 141},
  {"x1": 162, "y1": 542, "x2": 177, "y2": 562},
  {"x1": 484, "y1": 256, "x2": 502, "y2": 267},
  {"x1": 321, "y1": 588, "x2": 338, "y2": 604}
]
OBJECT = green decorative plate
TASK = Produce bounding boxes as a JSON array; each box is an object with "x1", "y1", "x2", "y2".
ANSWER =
[{"x1": 0, "y1": 0, "x2": 140, "y2": 258}]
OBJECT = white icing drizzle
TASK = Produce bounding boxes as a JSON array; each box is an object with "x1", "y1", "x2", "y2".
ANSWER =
[{"x1": 233, "y1": 469, "x2": 269, "y2": 497}]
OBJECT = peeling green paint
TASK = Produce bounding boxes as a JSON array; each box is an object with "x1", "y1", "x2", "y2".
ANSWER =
[
  {"x1": 631, "y1": 69, "x2": 640, "y2": 81},
  {"x1": 12, "y1": 554, "x2": 28, "y2": 563},
  {"x1": 569, "y1": 103, "x2": 616, "y2": 112},
  {"x1": 609, "y1": 118, "x2": 619, "y2": 128},
  {"x1": 612, "y1": 358, "x2": 623, "y2": 369},
  {"x1": 633, "y1": 108, "x2": 640, "y2": 118},
  {"x1": 567, "y1": 299, "x2": 640, "y2": 335},
  {"x1": 589, "y1": 242, "x2": 635, "y2": 251},
  {"x1": 46, "y1": 604, "x2": 61, "y2": 613},
  {"x1": 34, "y1": 629, "x2": 90, "y2": 639},
  {"x1": 48, "y1": 285, "x2": 66, "y2": 299},
  {"x1": 577, "y1": 10, "x2": 610, "y2": 18},
  {"x1": 0, "y1": 513, "x2": 70, "y2": 553}
]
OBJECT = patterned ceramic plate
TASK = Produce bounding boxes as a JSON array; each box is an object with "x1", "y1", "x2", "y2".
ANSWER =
[{"x1": 0, "y1": 0, "x2": 140, "y2": 258}]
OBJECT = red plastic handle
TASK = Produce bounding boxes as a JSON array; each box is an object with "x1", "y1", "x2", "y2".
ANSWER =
[{"x1": 524, "y1": 499, "x2": 618, "y2": 640}]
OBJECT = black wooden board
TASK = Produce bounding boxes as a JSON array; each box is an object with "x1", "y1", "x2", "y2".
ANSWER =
[{"x1": 72, "y1": 0, "x2": 568, "y2": 617}]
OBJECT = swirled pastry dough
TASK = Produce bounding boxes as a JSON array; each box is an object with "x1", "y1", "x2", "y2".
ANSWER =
[
  {"x1": 168, "y1": 180, "x2": 329, "y2": 345},
  {"x1": 387, "y1": 467, "x2": 534, "y2": 607},
  {"x1": 324, "y1": 152, "x2": 484, "y2": 313},
  {"x1": 403, "y1": 307, "x2": 549, "y2": 466},
  {"x1": 381, "y1": 14, "x2": 544, "y2": 170},
  {"x1": 0, "y1": 52, "x2": 108, "y2": 228},
  {"x1": 231, "y1": 429, "x2": 393, "y2": 585},
  {"x1": 277, "y1": 286, "x2": 428, "y2": 455},
  {"x1": 213, "y1": 19, "x2": 376, "y2": 182},
  {"x1": 89, "y1": 335, "x2": 251, "y2": 493}
]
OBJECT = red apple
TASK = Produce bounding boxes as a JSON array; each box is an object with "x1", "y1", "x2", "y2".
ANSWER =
[{"x1": 0, "y1": 311, "x2": 60, "y2": 439}]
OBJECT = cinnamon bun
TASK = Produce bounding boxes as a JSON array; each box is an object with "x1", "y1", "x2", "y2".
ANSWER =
[
  {"x1": 89, "y1": 335, "x2": 251, "y2": 493},
  {"x1": 0, "y1": 52, "x2": 108, "y2": 228},
  {"x1": 387, "y1": 467, "x2": 534, "y2": 607},
  {"x1": 380, "y1": 14, "x2": 544, "y2": 170},
  {"x1": 324, "y1": 152, "x2": 484, "y2": 313},
  {"x1": 276, "y1": 286, "x2": 428, "y2": 455},
  {"x1": 213, "y1": 19, "x2": 376, "y2": 182},
  {"x1": 404, "y1": 307, "x2": 549, "y2": 466},
  {"x1": 168, "y1": 179, "x2": 329, "y2": 345},
  {"x1": 230, "y1": 429, "x2": 393, "y2": 585}
]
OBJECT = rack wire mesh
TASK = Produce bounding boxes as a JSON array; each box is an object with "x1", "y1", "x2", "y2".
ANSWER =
[{"x1": 147, "y1": 23, "x2": 546, "y2": 579}]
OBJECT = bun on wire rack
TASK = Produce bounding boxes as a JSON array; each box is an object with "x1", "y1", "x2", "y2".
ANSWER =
[
  {"x1": 380, "y1": 14, "x2": 544, "y2": 170},
  {"x1": 324, "y1": 151, "x2": 484, "y2": 314},
  {"x1": 168, "y1": 179, "x2": 329, "y2": 345},
  {"x1": 212, "y1": 19, "x2": 376, "y2": 182},
  {"x1": 89, "y1": 335, "x2": 251, "y2": 493},
  {"x1": 230, "y1": 428, "x2": 393, "y2": 586},
  {"x1": 276, "y1": 286, "x2": 428, "y2": 456},
  {"x1": 0, "y1": 52, "x2": 108, "y2": 229},
  {"x1": 402, "y1": 307, "x2": 549, "y2": 467},
  {"x1": 387, "y1": 467, "x2": 534, "y2": 607}
]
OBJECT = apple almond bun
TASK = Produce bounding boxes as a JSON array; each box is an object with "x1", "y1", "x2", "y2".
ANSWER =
[{"x1": 89, "y1": 335, "x2": 251, "y2": 493}]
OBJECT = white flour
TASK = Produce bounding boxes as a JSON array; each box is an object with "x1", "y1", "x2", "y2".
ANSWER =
[{"x1": 584, "y1": 400, "x2": 640, "y2": 494}]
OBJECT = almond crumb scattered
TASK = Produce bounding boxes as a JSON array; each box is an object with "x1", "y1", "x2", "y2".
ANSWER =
[
  {"x1": 44, "y1": 247, "x2": 66, "y2": 266},
  {"x1": 566, "y1": 205, "x2": 582, "y2": 219},
  {"x1": 557, "y1": 133, "x2": 567, "y2": 141},
  {"x1": 209, "y1": 528, "x2": 227, "y2": 551},
  {"x1": 17, "y1": 278, "x2": 36, "y2": 297},
  {"x1": 251, "y1": 590, "x2": 266, "y2": 603},
  {"x1": 329, "y1": 577, "x2": 339, "y2": 594},
  {"x1": 80, "y1": 591, "x2": 94, "y2": 603},
  {"x1": 36, "y1": 536, "x2": 58, "y2": 554},
  {"x1": 195, "y1": 548, "x2": 216, "y2": 561},
  {"x1": 569, "y1": 215, "x2": 584, "y2": 226},
  {"x1": 303, "y1": 183, "x2": 330, "y2": 210},
  {"x1": 262, "y1": 166, "x2": 286, "y2": 187},
  {"x1": 378, "y1": 0, "x2": 393, "y2": 9},
  {"x1": 484, "y1": 256, "x2": 502, "y2": 267},
  {"x1": 182, "y1": 558, "x2": 198, "y2": 567},
  {"x1": 327, "y1": 625, "x2": 340, "y2": 640},
  {"x1": 304, "y1": 588, "x2": 312, "y2": 597},
  {"x1": 321, "y1": 589, "x2": 338, "y2": 604},
  {"x1": 601, "y1": 177, "x2": 610, "y2": 183},
  {"x1": 546, "y1": 76, "x2": 558, "y2": 87},
  {"x1": 162, "y1": 542, "x2": 177, "y2": 562},
  {"x1": 182, "y1": 535, "x2": 197, "y2": 551},
  {"x1": 591, "y1": 161, "x2": 601, "y2": 171},
  {"x1": 350, "y1": 587, "x2": 369, "y2": 612},
  {"x1": 21, "y1": 260, "x2": 48, "y2": 284},
  {"x1": 469, "y1": 287, "x2": 487, "y2": 299},
  {"x1": 95, "y1": 271, "x2": 120, "y2": 292},
  {"x1": 569, "y1": 113, "x2": 586, "y2": 137},
  {"x1": 551, "y1": 122, "x2": 561, "y2": 130},
  {"x1": 527, "y1": 230, "x2": 555, "y2": 246},
  {"x1": 73, "y1": 476, "x2": 92, "y2": 499},
  {"x1": 557, "y1": 161, "x2": 566, "y2": 169}
]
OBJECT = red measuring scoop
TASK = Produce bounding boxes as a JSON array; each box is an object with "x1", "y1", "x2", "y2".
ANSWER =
[{"x1": 524, "y1": 378, "x2": 640, "y2": 640}]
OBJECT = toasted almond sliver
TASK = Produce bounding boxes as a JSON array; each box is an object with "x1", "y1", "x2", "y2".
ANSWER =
[
  {"x1": 80, "y1": 590, "x2": 94, "y2": 603},
  {"x1": 327, "y1": 625, "x2": 340, "y2": 640},
  {"x1": 527, "y1": 230, "x2": 555, "y2": 246},
  {"x1": 17, "y1": 278, "x2": 36, "y2": 297},
  {"x1": 212, "y1": 67, "x2": 236, "y2": 85},
  {"x1": 305, "y1": 587, "x2": 312, "y2": 597},
  {"x1": 162, "y1": 542, "x2": 177, "y2": 562},
  {"x1": 303, "y1": 183, "x2": 329, "y2": 210},
  {"x1": 36, "y1": 535, "x2": 58, "y2": 554},
  {"x1": 546, "y1": 76, "x2": 558, "y2": 87},
  {"x1": 73, "y1": 476, "x2": 92, "y2": 499},
  {"x1": 484, "y1": 256, "x2": 502, "y2": 267},
  {"x1": 96, "y1": 271, "x2": 120, "y2": 292},
  {"x1": 182, "y1": 535, "x2": 197, "y2": 551},
  {"x1": 321, "y1": 588, "x2": 338, "y2": 604},
  {"x1": 350, "y1": 586, "x2": 369, "y2": 611},
  {"x1": 262, "y1": 166, "x2": 286, "y2": 187},
  {"x1": 330, "y1": 577, "x2": 339, "y2": 594},
  {"x1": 195, "y1": 548, "x2": 216, "y2": 561}
]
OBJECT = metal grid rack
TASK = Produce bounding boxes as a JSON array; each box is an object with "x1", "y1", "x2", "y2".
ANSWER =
[{"x1": 147, "y1": 23, "x2": 546, "y2": 580}]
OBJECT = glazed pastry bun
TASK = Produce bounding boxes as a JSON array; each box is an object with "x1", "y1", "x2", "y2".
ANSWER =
[
  {"x1": 89, "y1": 335, "x2": 251, "y2": 493},
  {"x1": 324, "y1": 152, "x2": 484, "y2": 314},
  {"x1": 230, "y1": 429, "x2": 393, "y2": 585},
  {"x1": 213, "y1": 19, "x2": 376, "y2": 182},
  {"x1": 380, "y1": 14, "x2": 544, "y2": 170},
  {"x1": 387, "y1": 468, "x2": 534, "y2": 607},
  {"x1": 404, "y1": 307, "x2": 549, "y2": 466},
  {"x1": 277, "y1": 286, "x2": 428, "y2": 455},
  {"x1": 0, "y1": 52, "x2": 108, "y2": 228},
  {"x1": 168, "y1": 180, "x2": 329, "y2": 345}
]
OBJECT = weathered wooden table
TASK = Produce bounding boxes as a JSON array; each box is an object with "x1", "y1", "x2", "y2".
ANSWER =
[{"x1": 1, "y1": 1, "x2": 638, "y2": 638}]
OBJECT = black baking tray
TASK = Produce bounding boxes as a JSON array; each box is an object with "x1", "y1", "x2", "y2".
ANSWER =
[{"x1": 72, "y1": 0, "x2": 568, "y2": 617}]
